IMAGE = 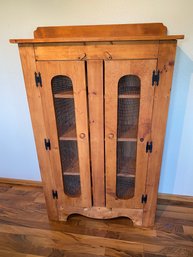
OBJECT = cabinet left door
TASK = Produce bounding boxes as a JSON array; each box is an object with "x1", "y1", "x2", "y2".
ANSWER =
[{"x1": 36, "y1": 61, "x2": 92, "y2": 214}]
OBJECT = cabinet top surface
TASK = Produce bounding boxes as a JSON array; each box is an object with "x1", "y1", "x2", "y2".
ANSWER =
[{"x1": 10, "y1": 23, "x2": 184, "y2": 44}]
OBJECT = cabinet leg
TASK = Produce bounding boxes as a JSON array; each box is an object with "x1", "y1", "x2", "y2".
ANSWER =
[{"x1": 142, "y1": 209, "x2": 156, "y2": 227}]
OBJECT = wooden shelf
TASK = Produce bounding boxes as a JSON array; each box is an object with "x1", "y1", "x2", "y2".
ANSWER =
[
  {"x1": 118, "y1": 127, "x2": 138, "y2": 141},
  {"x1": 63, "y1": 159, "x2": 79, "y2": 175},
  {"x1": 59, "y1": 126, "x2": 77, "y2": 140},
  {"x1": 117, "y1": 173, "x2": 135, "y2": 178},
  {"x1": 54, "y1": 90, "x2": 73, "y2": 99},
  {"x1": 117, "y1": 158, "x2": 136, "y2": 177},
  {"x1": 118, "y1": 94, "x2": 140, "y2": 99},
  {"x1": 63, "y1": 172, "x2": 80, "y2": 176}
]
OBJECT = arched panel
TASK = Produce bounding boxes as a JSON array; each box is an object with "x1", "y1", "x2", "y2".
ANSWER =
[
  {"x1": 116, "y1": 75, "x2": 141, "y2": 199},
  {"x1": 52, "y1": 75, "x2": 81, "y2": 197}
]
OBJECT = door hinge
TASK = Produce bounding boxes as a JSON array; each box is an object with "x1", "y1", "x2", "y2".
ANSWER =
[
  {"x1": 152, "y1": 70, "x2": 160, "y2": 86},
  {"x1": 35, "y1": 72, "x2": 42, "y2": 87},
  {"x1": 141, "y1": 194, "x2": 148, "y2": 204},
  {"x1": 52, "y1": 190, "x2": 58, "y2": 199},
  {"x1": 44, "y1": 138, "x2": 51, "y2": 150},
  {"x1": 146, "y1": 141, "x2": 153, "y2": 153}
]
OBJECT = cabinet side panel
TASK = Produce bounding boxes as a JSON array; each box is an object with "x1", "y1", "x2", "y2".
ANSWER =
[
  {"x1": 143, "y1": 41, "x2": 177, "y2": 227},
  {"x1": 18, "y1": 45, "x2": 58, "y2": 220},
  {"x1": 87, "y1": 60, "x2": 105, "y2": 207}
]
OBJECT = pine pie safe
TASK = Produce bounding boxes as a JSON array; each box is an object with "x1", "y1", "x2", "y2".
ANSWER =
[{"x1": 10, "y1": 23, "x2": 184, "y2": 227}]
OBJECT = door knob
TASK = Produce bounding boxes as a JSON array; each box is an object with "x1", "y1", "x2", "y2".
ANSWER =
[
  {"x1": 79, "y1": 133, "x2": 86, "y2": 139},
  {"x1": 108, "y1": 133, "x2": 114, "y2": 139},
  {"x1": 140, "y1": 137, "x2": 144, "y2": 142}
]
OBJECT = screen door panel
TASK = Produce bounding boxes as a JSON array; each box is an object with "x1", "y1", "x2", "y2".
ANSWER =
[
  {"x1": 37, "y1": 61, "x2": 91, "y2": 209},
  {"x1": 105, "y1": 60, "x2": 157, "y2": 209}
]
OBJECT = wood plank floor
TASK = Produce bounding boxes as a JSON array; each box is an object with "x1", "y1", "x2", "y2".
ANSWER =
[{"x1": 0, "y1": 184, "x2": 193, "y2": 257}]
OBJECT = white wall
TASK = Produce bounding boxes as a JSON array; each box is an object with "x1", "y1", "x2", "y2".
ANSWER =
[{"x1": 0, "y1": 0, "x2": 193, "y2": 195}]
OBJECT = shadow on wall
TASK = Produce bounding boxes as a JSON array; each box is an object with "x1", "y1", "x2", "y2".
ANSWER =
[{"x1": 159, "y1": 47, "x2": 193, "y2": 194}]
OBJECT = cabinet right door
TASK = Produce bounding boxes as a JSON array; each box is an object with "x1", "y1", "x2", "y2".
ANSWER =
[{"x1": 105, "y1": 60, "x2": 157, "y2": 209}]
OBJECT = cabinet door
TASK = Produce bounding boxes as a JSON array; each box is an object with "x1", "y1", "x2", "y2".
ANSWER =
[
  {"x1": 36, "y1": 61, "x2": 91, "y2": 211},
  {"x1": 105, "y1": 60, "x2": 156, "y2": 209}
]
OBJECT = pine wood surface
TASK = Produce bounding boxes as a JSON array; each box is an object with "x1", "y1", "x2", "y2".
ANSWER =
[
  {"x1": 0, "y1": 184, "x2": 193, "y2": 257},
  {"x1": 87, "y1": 60, "x2": 105, "y2": 207},
  {"x1": 10, "y1": 35, "x2": 184, "y2": 44},
  {"x1": 143, "y1": 41, "x2": 177, "y2": 227},
  {"x1": 33, "y1": 42, "x2": 159, "y2": 61},
  {"x1": 33, "y1": 23, "x2": 167, "y2": 38},
  {"x1": 105, "y1": 60, "x2": 156, "y2": 210},
  {"x1": 36, "y1": 61, "x2": 92, "y2": 211},
  {"x1": 18, "y1": 45, "x2": 59, "y2": 221}
]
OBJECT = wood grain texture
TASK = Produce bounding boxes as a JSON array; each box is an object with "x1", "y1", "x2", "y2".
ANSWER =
[
  {"x1": 87, "y1": 60, "x2": 105, "y2": 207},
  {"x1": 34, "y1": 42, "x2": 159, "y2": 61},
  {"x1": 18, "y1": 45, "x2": 58, "y2": 221},
  {"x1": 1, "y1": 178, "x2": 191, "y2": 204},
  {"x1": 0, "y1": 177, "x2": 43, "y2": 187},
  {"x1": 34, "y1": 23, "x2": 167, "y2": 38},
  {"x1": 36, "y1": 61, "x2": 92, "y2": 211},
  {"x1": 0, "y1": 184, "x2": 193, "y2": 257},
  {"x1": 59, "y1": 206, "x2": 143, "y2": 226},
  {"x1": 10, "y1": 23, "x2": 183, "y2": 44},
  {"x1": 105, "y1": 60, "x2": 156, "y2": 210},
  {"x1": 10, "y1": 35, "x2": 184, "y2": 44},
  {"x1": 143, "y1": 41, "x2": 177, "y2": 227}
]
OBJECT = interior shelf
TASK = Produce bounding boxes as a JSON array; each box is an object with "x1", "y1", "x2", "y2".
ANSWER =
[
  {"x1": 59, "y1": 126, "x2": 77, "y2": 140},
  {"x1": 53, "y1": 97, "x2": 76, "y2": 138},
  {"x1": 54, "y1": 90, "x2": 74, "y2": 98},
  {"x1": 63, "y1": 159, "x2": 79, "y2": 175},
  {"x1": 117, "y1": 173, "x2": 135, "y2": 178},
  {"x1": 117, "y1": 157, "x2": 136, "y2": 177},
  {"x1": 117, "y1": 126, "x2": 138, "y2": 141},
  {"x1": 118, "y1": 94, "x2": 140, "y2": 99},
  {"x1": 116, "y1": 141, "x2": 136, "y2": 199}
]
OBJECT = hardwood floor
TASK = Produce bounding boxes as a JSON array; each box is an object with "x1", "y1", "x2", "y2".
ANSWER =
[{"x1": 0, "y1": 183, "x2": 193, "y2": 257}]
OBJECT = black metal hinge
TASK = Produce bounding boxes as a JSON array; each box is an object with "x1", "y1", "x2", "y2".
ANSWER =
[
  {"x1": 152, "y1": 70, "x2": 160, "y2": 86},
  {"x1": 44, "y1": 138, "x2": 51, "y2": 150},
  {"x1": 52, "y1": 190, "x2": 58, "y2": 199},
  {"x1": 146, "y1": 141, "x2": 153, "y2": 153},
  {"x1": 35, "y1": 72, "x2": 42, "y2": 87},
  {"x1": 141, "y1": 194, "x2": 148, "y2": 204}
]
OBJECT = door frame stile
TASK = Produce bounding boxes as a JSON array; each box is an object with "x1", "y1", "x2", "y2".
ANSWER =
[
  {"x1": 87, "y1": 60, "x2": 105, "y2": 207},
  {"x1": 143, "y1": 41, "x2": 177, "y2": 227},
  {"x1": 18, "y1": 44, "x2": 58, "y2": 220}
]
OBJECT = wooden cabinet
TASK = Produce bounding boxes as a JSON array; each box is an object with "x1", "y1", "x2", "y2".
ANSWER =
[{"x1": 10, "y1": 23, "x2": 183, "y2": 227}]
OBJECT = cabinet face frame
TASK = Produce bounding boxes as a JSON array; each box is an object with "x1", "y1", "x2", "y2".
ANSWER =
[
  {"x1": 87, "y1": 60, "x2": 105, "y2": 207},
  {"x1": 34, "y1": 42, "x2": 159, "y2": 61},
  {"x1": 36, "y1": 60, "x2": 92, "y2": 211}
]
